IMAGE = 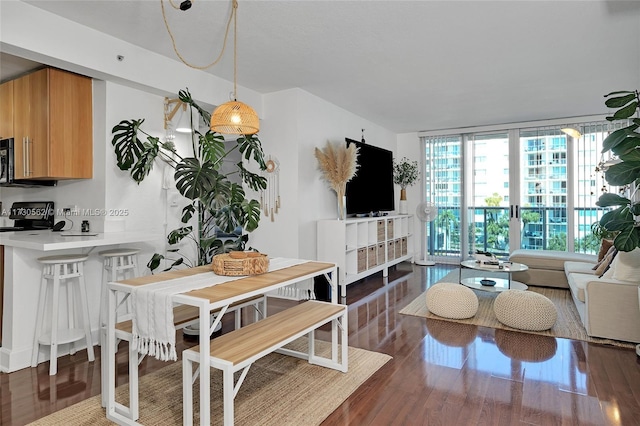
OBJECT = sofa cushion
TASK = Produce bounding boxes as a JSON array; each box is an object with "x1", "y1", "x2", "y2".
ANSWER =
[
  {"x1": 510, "y1": 249, "x2": 596, "y2": 272},
  {"x1": 597, "y1": 239, "x2": 614, "y2": 262},
  {"x1": 610, "y1": 248, "x2": 640, "y2": 283},
  {"x1": 595, "y1": 247, "x2": 617, "y2": 276},
  {"x1": 565, "y1": 261, "x2": 597, "y2": 276},
  {"x1": 567, "y1": 272, "x2": 592, "y2": 303}
]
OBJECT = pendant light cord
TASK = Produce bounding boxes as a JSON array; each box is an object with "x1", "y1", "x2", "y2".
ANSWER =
[
  {"x1": 232, "y1": 0, "x2": 237, "y2": 100},
  {"x1": 160, "y1": 0, "x2": 237, "y2": 72}
]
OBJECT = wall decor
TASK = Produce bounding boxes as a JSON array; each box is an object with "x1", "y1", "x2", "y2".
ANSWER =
[
  {"x1": 315, "y1": 141, "x2": 359, "y2": 220},
  {"x1": 261, "y1": 155, "x2": 280, "y2": 221}
]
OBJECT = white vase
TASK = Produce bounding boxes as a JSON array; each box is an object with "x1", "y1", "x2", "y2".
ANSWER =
[
  {"x1": 399, "y1": 188, "x2": 408, "y2": 214},
  {"x1": 338, "y1": 195, "x2": 346, "y2": 220},
  {"x1": 399, "y1": 200, "x2": 408, "y2": 215}
]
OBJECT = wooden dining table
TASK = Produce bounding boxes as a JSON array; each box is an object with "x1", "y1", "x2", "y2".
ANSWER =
[{"x1": 103, "y1": 257, "x2": 338, "y2": 425}]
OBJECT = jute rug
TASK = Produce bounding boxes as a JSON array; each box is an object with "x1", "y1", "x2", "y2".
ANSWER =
[
  {"x1": 400, "y1": 269, "x2": 635, "y2": 349},
  {"x1": 29, "y1": 340, "x2": 391, "y2": 425}
]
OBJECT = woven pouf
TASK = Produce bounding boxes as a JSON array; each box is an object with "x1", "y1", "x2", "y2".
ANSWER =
[
  {"x1": 425, "y1": 282, "x2": 478, "y2": 319},
  {"x1": 493, "y1": 290, "x2": 557, "y2": 331}
]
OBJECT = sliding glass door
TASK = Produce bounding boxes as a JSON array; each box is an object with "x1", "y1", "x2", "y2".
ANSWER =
[
  {"x1": 468, "y1": 133, "x2": 511, "y2": 257},
  {"x1": 422, "y1": 119, "x2": 623, "y2": 262},
  {"x1": 518, "y1": 127, "x2": 569, "y2": 251}
]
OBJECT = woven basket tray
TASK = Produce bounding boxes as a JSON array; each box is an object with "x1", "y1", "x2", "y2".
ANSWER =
[{"x1": 211, "y1": 252, "x2": 269, "y2": 276}]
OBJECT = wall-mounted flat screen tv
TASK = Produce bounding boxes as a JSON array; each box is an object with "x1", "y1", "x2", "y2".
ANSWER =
[{"x1": 345, "y1": 138, "x2": 395, "y2": 215}]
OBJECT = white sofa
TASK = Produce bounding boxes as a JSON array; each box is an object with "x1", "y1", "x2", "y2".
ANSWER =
[{"x1": 509, "y1": 249, "x2": 640, "y2": 344}]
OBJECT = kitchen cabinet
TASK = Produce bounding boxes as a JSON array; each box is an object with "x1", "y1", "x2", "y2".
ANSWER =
[
  {"x1": 0, "y1": 81, "x2": 13, "y2": 138},
  {"x1": 13, "y1": 67, "x2": 92, "y2": 180}
]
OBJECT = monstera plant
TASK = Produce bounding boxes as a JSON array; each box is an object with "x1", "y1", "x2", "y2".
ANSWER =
[
  {"x1": 112, "y1": 89, "x2": 267, "y2": 271},
  {"x1": 595, "y1": 90, "x2": 640, "y2": 252}
]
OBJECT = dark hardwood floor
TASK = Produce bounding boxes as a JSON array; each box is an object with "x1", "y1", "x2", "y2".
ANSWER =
[{"x1": 2, "y1": 263, "x2": 639, "y2": 425}]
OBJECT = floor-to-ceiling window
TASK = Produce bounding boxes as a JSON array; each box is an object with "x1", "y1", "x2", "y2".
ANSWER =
[{"x1": 421, "y1": 118, "x2": 624, "y2": 263}]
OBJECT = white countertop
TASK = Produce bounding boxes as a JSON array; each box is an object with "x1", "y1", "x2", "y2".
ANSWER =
[{"x1": 0, "y1": 230, "x2": 160, "y2": 251}]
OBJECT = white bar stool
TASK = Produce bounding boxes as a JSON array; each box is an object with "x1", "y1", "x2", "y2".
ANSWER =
[
  {"x1": 98, "y1": 248, "x2": 140, "y2": 332},
  {"x1": 98, "y1": 248, "x2": 140, "y2": 408},
  {"x1": 32, "y1": 254, "x2": 95, "y2": 376}
]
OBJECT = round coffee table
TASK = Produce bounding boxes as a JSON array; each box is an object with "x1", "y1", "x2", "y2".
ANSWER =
[{"x1": 460, "y1": 259, "x2": 528, "y2": 292}]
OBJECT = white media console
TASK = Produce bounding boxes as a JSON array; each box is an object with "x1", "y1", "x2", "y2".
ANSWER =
[{"x1": 317, "y1": 215, "x2": 414, "y2": 294}]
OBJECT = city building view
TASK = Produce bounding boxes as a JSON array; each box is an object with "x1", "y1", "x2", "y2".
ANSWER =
[{"x1": 422, "y1": 121, "x2": 622, "y2": 262}]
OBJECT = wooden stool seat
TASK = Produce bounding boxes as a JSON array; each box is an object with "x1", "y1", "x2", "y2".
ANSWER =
[{"x1": 38, "y1": 254, "x2": 89, "y2": 265}]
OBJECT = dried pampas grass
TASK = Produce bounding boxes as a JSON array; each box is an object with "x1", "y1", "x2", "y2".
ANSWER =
[{"x1": 315, "y1": 141, "x2": 359, "y2": 218}]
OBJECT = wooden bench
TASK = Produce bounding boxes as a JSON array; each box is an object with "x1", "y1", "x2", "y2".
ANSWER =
[
  {"x1": 182, "y1": 300, "x2": 348, "y2": 426},
  {"x1": 100, "y1": 295, "x2": 266, "y2": 418}
]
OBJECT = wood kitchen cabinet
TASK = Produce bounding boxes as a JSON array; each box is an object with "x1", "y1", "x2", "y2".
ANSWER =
[
  {"x1": 13, "y1": 67, "x2": 92, "y2": 180},
  {"x1": 0, "y1": 80, "x2": 13, "y2": 139}
]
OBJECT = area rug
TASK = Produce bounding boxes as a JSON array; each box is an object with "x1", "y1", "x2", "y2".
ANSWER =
[
  {"x1": 400, "y1": 269, "x2": 635, "y2": 349},
  {"x1": 29, "y1": 341, "x2": 391, "y2": 425}
]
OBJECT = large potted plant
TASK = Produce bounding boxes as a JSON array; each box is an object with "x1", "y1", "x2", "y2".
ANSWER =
[
  {"x1": 595, "y1": 90, "x2": 640, "y2": 252},
  {"x1": 393, "y1": 157, "x2": 419, "y2": 215},
  {"x1": 111, "y1": 89, "x2": 267, "y2": 271}
]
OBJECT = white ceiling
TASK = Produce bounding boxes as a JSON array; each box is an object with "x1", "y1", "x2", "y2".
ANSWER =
[{"x1": 4, "y1": 0, "x2": 640, "y2": 133}]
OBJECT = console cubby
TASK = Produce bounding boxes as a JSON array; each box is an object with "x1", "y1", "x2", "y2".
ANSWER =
[{"x1": 317, "y1": 215, "x2": 414, "y2": 294}]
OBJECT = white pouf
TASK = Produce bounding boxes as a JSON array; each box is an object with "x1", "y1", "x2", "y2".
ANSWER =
[
  {"x1": 493, "y1": 290, "x2": 557, "y2": 331},
  {"x1": 426, "y1": 282, "x2": 478, "y2": 319}
]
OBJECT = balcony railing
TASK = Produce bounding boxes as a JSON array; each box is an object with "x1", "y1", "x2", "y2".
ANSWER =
[{"x1": 426, "y1": 206, "x2": 607, "y2": 259}]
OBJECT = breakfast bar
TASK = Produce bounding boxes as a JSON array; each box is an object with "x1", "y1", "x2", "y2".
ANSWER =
[{"x1": 0, "y1": 230, "x2": 158, "y2": 373}]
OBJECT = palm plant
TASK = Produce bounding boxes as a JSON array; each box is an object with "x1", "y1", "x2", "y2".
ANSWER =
[{"x1": 111, "y1": 89, "x2": 267, "y2": 272}]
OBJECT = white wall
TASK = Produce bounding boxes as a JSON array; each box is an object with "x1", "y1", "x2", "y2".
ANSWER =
[{"x1": 251, "y1": 88, "x2": 398, "y2": 261}]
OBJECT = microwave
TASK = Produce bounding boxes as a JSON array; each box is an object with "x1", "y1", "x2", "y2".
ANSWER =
[{"x1": 0, "y1": 138, "x2": 56, "y2": 187}]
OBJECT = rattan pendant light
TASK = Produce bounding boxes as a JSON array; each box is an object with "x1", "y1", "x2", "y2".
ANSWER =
[
  {"x1": 161, "y1": 0, "x2": 259, "y2": 135},
  {"x1": 210, "y1": 0, "x2": 259, "y2": 134}
]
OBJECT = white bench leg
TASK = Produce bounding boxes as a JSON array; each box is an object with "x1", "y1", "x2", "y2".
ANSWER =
[
  {"x1": 183, "y1": 355, "x2": 194, "y2": 426},
  {"x1": 223, "y1": 366, "x2": 234, "y2": 426},
  {"x1": 129, "y1": 339, "x2": 140, "y2": 420}
]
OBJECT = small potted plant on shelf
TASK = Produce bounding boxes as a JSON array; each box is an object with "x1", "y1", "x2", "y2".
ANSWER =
[{"x1": 393, "y1": 157, "x2": 419, "y2": 215}]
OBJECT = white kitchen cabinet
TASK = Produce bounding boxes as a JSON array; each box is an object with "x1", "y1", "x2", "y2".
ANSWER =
[{"x1": 317, "y1": 215, "x2": 413, "y2": 295}]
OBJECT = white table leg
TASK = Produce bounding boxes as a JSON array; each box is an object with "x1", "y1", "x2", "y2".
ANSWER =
[
  {"x1": 105, "y1": 286, "x2": 117, "y2": 420},
  {"x1": 198, "y1": 302, "x2": 210, "y2": 426}
]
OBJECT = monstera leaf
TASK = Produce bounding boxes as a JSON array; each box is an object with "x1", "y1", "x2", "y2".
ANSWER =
[
  {"x1": 238, "y1": 134, "x2": 267, "y2": 169},
  {"x1": 130, "y1": 139, "x2": 161, "y2": 183},
  {"x1": 198, "y1": 131, "x2": 226, "y2": 164},
  {"x1": 167, "y1": 226, "x2": 193, "y2": 245},
  {"x1": 174, "y1": 158, "x2": 219, "y2": 200},
  {"x1": 237, "y1": 161, "x2": 267, "y2": 192},
  {"x1": 178, "y1": 89, "x2": 211, "y2": 124},
  {"x1": 112, "y1": 119, "x2": 146, "y2": 170}
]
